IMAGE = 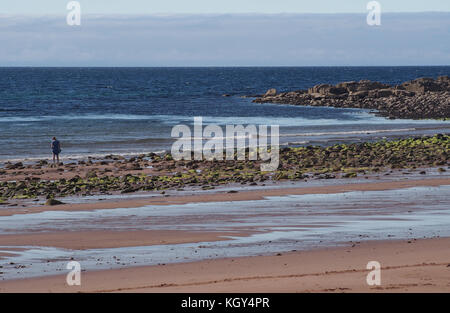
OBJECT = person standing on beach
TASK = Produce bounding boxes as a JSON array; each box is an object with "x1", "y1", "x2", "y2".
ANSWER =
[{"x1": 51, "y1": 137, "x2": 61, "y2": 165}]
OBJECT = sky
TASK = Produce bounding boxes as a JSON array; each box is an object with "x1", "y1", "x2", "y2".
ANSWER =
[
  {"x1": 1, "y1": 0, "x2": 450, "y2": 14},
  {"x1": 0, "y1": 1, "x2": 449, "y2": 66}
]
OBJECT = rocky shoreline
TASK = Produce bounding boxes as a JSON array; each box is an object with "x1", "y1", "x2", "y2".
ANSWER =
[
  {"x1": 253, "y1": 76, "x2": 450, "y2": 119},
  {"x1": 0, "y1": 135, "x2": 448, "y2": 205}
]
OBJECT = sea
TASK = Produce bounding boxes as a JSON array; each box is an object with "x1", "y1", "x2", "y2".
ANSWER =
[{"x1": 0, "y1": 66, "x2": 449, "y2": 162}]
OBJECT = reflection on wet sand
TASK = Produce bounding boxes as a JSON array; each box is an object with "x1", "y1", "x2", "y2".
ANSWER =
[{"x1": 0, "y1": 185, "x2": 449, "y2": 280}]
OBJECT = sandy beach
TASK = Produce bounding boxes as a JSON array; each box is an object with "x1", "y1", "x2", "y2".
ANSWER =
[
  {"x1": 1, "y1": 237, "x2": 449, "y2": 293},
  {"x1": 0, "y1": 176, "x2": 449, "y2": 292},
  {"x1": 0, "y1": 230, "x2": 245, "y2": 250}
]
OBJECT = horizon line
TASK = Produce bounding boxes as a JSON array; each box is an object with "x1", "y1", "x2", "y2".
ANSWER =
[
  {"x1": 1, "y1": 11, "x2": 450, "y2": 18},
  {"x1": 1, "y1": 65, "x2": 449, "y2": 68}
]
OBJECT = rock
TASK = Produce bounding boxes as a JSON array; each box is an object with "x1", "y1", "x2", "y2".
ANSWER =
[
  {"x1": 128, "y1": 163, "x2": 142, "y2": 170},
  {"x1": 308, "y1": 84, "x2": 331, "y2": 95},
  {"x1": 393, "y1": 89, "x2": 415, "y2": 97},
  {"x1": 328, "y1": 87, "x2": 348, "y2": 95},
  {"x1": 5, "y1": 162, "x2": 23, "y2": 170},
  {"x1": 120, "y1": 174, "x2": 131, "y2": 183},
  {"x1": 15, "y1": 182, "x2": 26, "y2": 190},
  {"x1": 264, "y1": 88, "x2": 277, "y2": 97},
  {"x1": 309, "y1": 84, "x2": 348, "y2": 96},
  {"x1": 85, "y1": 170, "x2": 97, "y2": 179},
  {"x1": 343, "y1": 172, "x2": 357, "y2": 178},
  {"x1": 121, "y1": 187, "x2": 139, "y2": 194},
  {"x1": 356, "y1": 80, "x2": 390, "y2": 91},
  {"x1": 337, "y1": 81, "x2": 359, "y2": 91},
  {"x1": 349, "y1": 90, "x2": 369, "y2": 99},
  {"x1": 401, "y1": 77, "x2": 443, "y2": 93},
  {"x1": 436, "y1": 75, "x2": 450, "y2": 83},
  {"x1": 45, "y1": 199, "x2": 64, "y2": 206},
  {"x1": 376, "y1": 89, "x2": 395, "y2": 98}
]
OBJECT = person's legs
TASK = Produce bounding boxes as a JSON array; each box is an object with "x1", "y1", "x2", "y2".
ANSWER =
[
  {"x1": 57, "y1": 154, "x2": 60, "y2": 164},
  {"x1": 53, "y1": 153, "x2": 56, "y2": 165}
]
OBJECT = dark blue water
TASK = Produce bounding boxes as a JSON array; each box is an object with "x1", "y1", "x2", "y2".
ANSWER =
[{"x1": 0, "y1": 67, "x2": 449, "y2": 161}]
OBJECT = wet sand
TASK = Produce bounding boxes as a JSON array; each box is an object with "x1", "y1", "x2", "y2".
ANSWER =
[
  {"x1": 1, "y1": 177, "x2": 449, "y2": 217},
  {"x1": 0, "y1": 230, "x2": 246, "y2": 250},
  {"x1": 0, "y1": 177, "x2": 449, "y2": 291},
  {"x1": 0, "y1": 252, "x2": 18, "y2": 260},
  {"x1": 1, "y1": 238, "x2": 449, "y2": 293}
]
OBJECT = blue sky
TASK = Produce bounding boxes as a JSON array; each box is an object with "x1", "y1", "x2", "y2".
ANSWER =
[{"x1": 1, "y1": 0, "x2": 450, "y2": 14}]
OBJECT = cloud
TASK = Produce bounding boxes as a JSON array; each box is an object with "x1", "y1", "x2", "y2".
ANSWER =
[{"x1": 0, "y1": 13, "x2": 448, "y2": 66}]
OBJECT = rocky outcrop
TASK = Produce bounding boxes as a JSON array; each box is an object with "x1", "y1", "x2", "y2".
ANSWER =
[{"x1": 253, "y1": 76, "x2": 450, "y2": 119}]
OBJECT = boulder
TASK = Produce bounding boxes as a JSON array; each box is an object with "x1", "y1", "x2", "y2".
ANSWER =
[
  {"x1": 356, "y1": 80, "x2": 390, "y2": 92},
  {"x1": 128, "y1": 163, "x2": 142, "y2": 170},
  {"x1": 328, "y1": 87, "x2": 348, "y2": 95},
  {"x1": 376, "y1": 89, "x2": 395, "y2": 98},
  {"x1": 337, "y1": 81, "x2": 359, "y2": 91},
  {"x1": 436, "y1": 76, "x2": 450, "y2": 90},
  {"x1": 393, "y1": 89, "x2": 415, "y2": 97},
  {"x1": 45, "y1": 199, "x2": 64, "y2": 206},
  {"x1": 401, "y1": 77, "x2": 442, "y2": 93},
  {"x1": 5, "y1": 162, "x2": 23, "y2": 170},
  {"x1": 85, "y1": 170, "x2": 97, "y2": 179},
  {"x1": 308, "y1": 84, "x2": 332, "y2": 95},
  {"x1": 349, "y1": 90, "x2": 369, "y2": 98},
  {"x1": 307, "y1": 84, "x2": 347, "y2": 96},
  {"x1": 264, "y1": 88, "x2": 277, "y2": 97}
]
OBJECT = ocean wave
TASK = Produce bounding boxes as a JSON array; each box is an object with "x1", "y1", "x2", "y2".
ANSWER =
[
  {"x1": 0, "y1": 150, "x2": 168, "y2": 163},
  {"x1": 1, "y1": 113, "x2": 449, "y2": 127},
  {"x1": 280, "y1": 141, "x2": 309, "y2": 146},
  {"x1": 278, "y1": 128, "x2": 418, "y2": 137},
  {"x1": 187, "y1": 128, "x2": 419, "y2": 138},
  {"x1": 0, "y1": 114, "x2": 165, "y2": 123}
]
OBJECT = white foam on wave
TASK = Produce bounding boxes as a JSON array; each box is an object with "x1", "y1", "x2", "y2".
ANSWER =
[
  {"x1": 279, "y1": 128, "x2": 418, "y2": 137},
  {"x1": 1, "y1": 112, "x2": 449, "y2": 127},
  {"x1": 0, "y1": 114, "x2": 163, "y2": 123},
  {"x1": 0, "y1": 150, "x2": 168, "y2": 163}
]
